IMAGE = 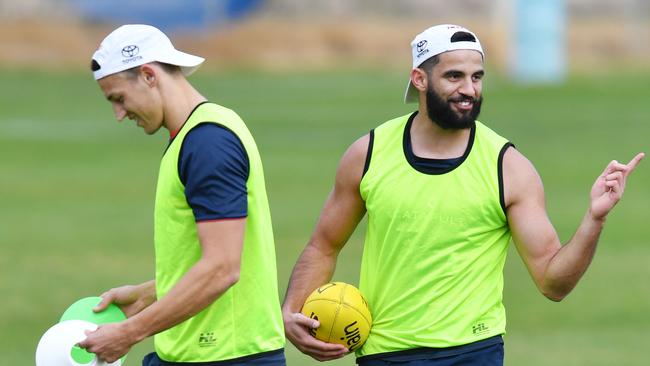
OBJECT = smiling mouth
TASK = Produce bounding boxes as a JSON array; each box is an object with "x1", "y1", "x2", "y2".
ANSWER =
[{"x1": 451, "y1": 98, "x2": 474, "y2": 112}]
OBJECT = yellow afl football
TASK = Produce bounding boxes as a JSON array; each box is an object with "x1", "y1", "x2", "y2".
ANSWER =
[{"x1": 301, "y1": 282, "x2": 372, "y2": 351}]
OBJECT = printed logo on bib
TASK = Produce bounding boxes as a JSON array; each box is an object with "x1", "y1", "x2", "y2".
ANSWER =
[
  {"x1": 198, "y1": 331, "x2": 217, "y2": 347},
  {"x1": 472, "y1": 322, "x2": 489, "y2": 336}
]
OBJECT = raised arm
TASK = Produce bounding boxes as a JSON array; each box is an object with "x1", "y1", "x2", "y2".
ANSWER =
[
  {"x1": 282, "y1": 134, "x2": 369, "y2": 361},
  {"x1": 503, "y1": 148, "x2": 643, "y2": 301}
]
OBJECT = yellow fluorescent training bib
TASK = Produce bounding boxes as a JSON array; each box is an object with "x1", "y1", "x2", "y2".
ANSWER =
[
  {"x1": 358, "y1": 112, "x2": 512, "y2": 357},
  {"x1": 154, "y1": 103, "x2": 284, "y2": 362}
]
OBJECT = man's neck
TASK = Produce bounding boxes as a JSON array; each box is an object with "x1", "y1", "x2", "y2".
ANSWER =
[
  {"x1": 410, "y1": 111, "x2": 472, "y2": 159},
  {"x1": 162, "y1": 78, "x2": 207, "y2": 134}
]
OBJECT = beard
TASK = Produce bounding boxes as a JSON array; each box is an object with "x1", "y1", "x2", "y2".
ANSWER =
[{"x1": 425, "y1": 86, "x2": 482, "y2": 130}]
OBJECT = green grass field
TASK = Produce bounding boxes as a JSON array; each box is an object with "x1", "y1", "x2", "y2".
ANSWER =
[{"x1": 1, "y1": 68, "x2": 648, "y2": 366}]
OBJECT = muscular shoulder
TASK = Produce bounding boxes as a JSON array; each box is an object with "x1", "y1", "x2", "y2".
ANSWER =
[
  {"x1": 345, "y1": 134, "x2": 371, "y2": 164},
  {"x1": 337, "y1": 134, "x2": 371, "y2": 187},
  {"x1": 502, "y1": 146, "x2": 544, "y2": 209}
]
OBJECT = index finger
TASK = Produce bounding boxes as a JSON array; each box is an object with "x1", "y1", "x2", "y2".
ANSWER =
[
  {"x1": 626, "y1": 152, "x2": 645, "y2": 171},
  {"x1": 291, "y1": 312, "x2": 320, "y2": 329},
  {"x1": 76, "y1": 329, "x2": 94, "y2": 348},
  {"x1": 93, "y1": 294, "x2": 114, "y2": 313}
]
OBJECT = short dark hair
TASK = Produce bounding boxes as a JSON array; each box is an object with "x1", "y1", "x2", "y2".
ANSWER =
[
  {"x1": 90, "y1": 60, "x2": 181, "y2": 79},
  {"x1": 417, "y1": 55, "x2": 441, "y2": 78},
  {"x1": 122, "y1": 62, "x2": 182, "y2": 79}
]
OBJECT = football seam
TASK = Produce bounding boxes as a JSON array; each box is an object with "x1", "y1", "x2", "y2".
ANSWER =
[
  {"x1": 340, "y1": 302, "x2": 372, "y2": 328},
  {"x1": 302, "y1": 298, "x2": 341, "y2": 342},
  {"x1": 304, "y1": 295, "x2": 372, "y2": 330},
  {"x1": 328, "y1": 283, "x2": 346, "y2": 342}
]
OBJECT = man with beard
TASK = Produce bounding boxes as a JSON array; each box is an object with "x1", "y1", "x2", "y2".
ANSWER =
[{"x1": 282, "y1": 24, "x2": 644, "y2": 365}]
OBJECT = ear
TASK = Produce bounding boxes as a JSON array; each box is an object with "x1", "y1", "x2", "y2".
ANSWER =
[
  {"x1": 139, "y1": 64, "x2": 158, "y2": 87},
  {"x1": 410, "y1": 68, "x2": 428, "y2": 93}
]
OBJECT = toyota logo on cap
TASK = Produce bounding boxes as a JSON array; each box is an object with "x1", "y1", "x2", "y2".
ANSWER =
[
  {"x1": 121, "y1": 45, "x2": 139, "y2": 58},
  {"x1": 416, "y1": 40, "x2": 428, "y2": 53}
]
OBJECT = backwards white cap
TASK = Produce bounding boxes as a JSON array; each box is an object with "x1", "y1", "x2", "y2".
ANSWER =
[
  {"x1": 404, "y1": 24, "x2": 483, "y2": 103},
  {"x1": 91, "y1": 24, "x2": 205, "y2": 80}
]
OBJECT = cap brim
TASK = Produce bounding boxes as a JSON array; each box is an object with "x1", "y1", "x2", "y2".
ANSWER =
[
  {"x1": 404, "y1": 78, "x2": 418, "y2": 103},
  {"x1": 158, "y1": 50, "x2": 205, "y2": 76}
]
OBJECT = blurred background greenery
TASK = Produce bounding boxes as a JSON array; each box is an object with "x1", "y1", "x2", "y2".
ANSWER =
[{"x1": 0, "y1": 1, "x2": 648, "y2": 365}]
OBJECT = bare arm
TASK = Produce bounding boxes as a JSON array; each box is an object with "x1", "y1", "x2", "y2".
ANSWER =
[
  {"x1": 282, "y1": 135, "x2": 369, "y2": 360},
  {"x1": 504, "y1": 148, "x2": 644, "y2": 301},
  {"x1": 80, "y1": 218, "x2": 245, "y2": 362}
]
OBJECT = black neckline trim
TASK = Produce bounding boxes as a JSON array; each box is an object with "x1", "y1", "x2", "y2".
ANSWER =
[
  {"x1": 403, "y1": 111, "x2": 476, "y2": 175},
  {"x1": 162, "y1": 101, "x2": 211, "y2": 156}
]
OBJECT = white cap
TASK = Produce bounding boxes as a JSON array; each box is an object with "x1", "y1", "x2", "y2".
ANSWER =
[
  {"x1": 91, "y1": 24, "x2": 205, "y2": 80},
  {"x1": 404, "y1": 24, "x2": 483, "y2": 103}
]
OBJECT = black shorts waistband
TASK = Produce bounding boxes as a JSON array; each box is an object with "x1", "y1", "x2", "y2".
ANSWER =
[
  {"x1": 356, "y1": 335, "x2": 503, "y2": 363},
  {"x1": 150, "y1": 348, "x2": 285, "y2": 365}
]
